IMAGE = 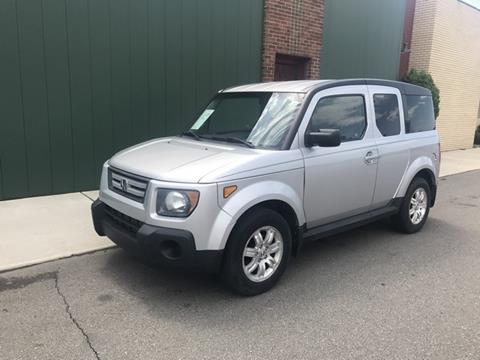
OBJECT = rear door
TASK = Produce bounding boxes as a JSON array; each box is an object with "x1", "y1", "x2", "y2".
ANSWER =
[
  {"x1": 299, "y1": 85, "x2": 378, "y2": 227},
  {"x1": 368, "y1": 85, "x2": 410, "y2": 208}
]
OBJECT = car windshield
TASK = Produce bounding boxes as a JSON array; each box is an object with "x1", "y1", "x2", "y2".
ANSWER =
[{"x1": 184, "y1": 92, "x2": 305, "y2": 149}]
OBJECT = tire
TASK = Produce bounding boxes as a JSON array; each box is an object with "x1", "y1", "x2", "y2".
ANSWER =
[
  {"x1": 222, "y1": 207, "x2": 292, "y2": 296},
  {"x1": 392, "y1": 177, "x2": 431, "y2": 234}
]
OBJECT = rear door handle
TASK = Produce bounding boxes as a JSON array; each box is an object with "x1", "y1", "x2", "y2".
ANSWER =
[{"x1": 364, "y1": 151, "x2": 379, "y2": 165}]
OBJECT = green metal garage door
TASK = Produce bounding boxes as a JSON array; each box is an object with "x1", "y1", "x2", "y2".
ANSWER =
[
  {"x1": 320, "y1": 0, "x2": 406, "y2": 80},
  {"x1": 0, "y1": 0, "x2": 263, "y2": 200}
]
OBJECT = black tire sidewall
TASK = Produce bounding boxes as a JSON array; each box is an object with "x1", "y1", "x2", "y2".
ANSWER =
[
  {"x1": 397, "y1": 177, "x2": 431, "y2": 233},
  {"x1": 222, "y1": 207, "x2": 292, "y2": 296}
]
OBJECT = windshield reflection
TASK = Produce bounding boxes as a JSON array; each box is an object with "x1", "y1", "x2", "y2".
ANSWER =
[{"x1": 187, "y1": 92, "x2": 305, "y2": 149}]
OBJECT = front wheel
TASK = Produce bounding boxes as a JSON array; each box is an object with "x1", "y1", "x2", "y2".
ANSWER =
[
  {"x1": 222, "y1": 208, "x2": 292, "y2": 296},
  {"x1": 392, "y1": 177, "x2": 431, "y2": 233}
]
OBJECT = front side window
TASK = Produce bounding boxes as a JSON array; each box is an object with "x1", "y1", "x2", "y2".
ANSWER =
[
  {"x1": 404, "y1": 95, "x2": 435, "y2": 133},
  {"x1": 373, "y1": 94, "x2": 401, "y2": 136},
  {"x1": 187, "y1": 92, "x2": 305, "y2": 149},
  {"x1": 308, "y1": 95, "x2": 367, "y2": 142}
]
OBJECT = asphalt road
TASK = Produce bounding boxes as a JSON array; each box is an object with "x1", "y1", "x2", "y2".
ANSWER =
[{"x1": 1, "y1": 170, "x2": 479, "y2": 360}]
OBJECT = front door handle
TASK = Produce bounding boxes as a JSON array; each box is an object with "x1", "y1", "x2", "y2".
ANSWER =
[{"x1": 364, "y1": 151, "x2": 379, "y2": 165}]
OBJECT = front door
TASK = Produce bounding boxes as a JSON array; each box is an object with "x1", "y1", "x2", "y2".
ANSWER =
[{"x1": 299, "y1": 85, "x2": 378, "y2": 228}]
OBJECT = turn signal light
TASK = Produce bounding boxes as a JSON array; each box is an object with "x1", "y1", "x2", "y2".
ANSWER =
[{"x1": 223, "y1": 185, "x2": 237, "y2": 199}]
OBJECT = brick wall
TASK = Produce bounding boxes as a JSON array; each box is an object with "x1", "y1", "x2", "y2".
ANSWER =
[
  {"x1": 261, "y1": 0, "x2": 324, "y2": 81},
  {"x1": 410, "y1": 0, "x2": 480, "y2": 150},
  {"x1": 409, "y1": 0, "x2": 437, "y2": 71}
]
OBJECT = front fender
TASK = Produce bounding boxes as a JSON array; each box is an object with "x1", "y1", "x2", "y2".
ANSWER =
[
  {"x1": 210, "y1": 171, "x2": 305, "y2": 250},
  {"x1": 395, "y1": 155, "x2": 438, "y2": 198}
]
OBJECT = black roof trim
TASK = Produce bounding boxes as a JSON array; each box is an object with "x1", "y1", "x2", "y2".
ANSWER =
[{"x1": 306, "y1": 79, "x2": 431, "y2": 96}]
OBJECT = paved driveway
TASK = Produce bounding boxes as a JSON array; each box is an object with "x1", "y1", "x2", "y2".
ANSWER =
[{"x1": 1, "y1": 171, "x2": 479, "y2": 360}]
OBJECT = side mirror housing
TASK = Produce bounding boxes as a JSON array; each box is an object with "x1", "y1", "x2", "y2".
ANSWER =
[{"x1": 305, "y1": 129, "x2": 341, "y2": 147}]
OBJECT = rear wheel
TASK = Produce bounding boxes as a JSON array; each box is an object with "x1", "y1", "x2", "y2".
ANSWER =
[
  {"x1": 392, "y1": 177, "x2": 431, "y2": 233},
  {"x1": 222, "y1": 208, "x2": 291, "y2": 296}
]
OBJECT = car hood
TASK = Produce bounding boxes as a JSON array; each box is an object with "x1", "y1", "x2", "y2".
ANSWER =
[{"x1": 108, "y1": 137, "x2": 266, "y2": 183}]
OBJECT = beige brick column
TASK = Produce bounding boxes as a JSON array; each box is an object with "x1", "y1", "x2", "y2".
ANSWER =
[{"x1": 410, "y1": 0, "x2": 480, "y2": 150}]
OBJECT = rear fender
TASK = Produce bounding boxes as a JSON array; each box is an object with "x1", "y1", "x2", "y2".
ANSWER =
[{"x1": 395, "y1": 156, "x2": 438, "y2": 198}]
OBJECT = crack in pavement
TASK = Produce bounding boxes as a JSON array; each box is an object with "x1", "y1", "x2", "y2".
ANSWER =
[{"x1": 54, "y1": 275, "x2": 101, "y2": 360}]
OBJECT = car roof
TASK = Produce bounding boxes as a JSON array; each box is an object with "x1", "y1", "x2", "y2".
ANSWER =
[
  {"x1": 223, "y1": 80, "x2": 331, "y2": 93},
  {"x1": 223, "y1": 78, "x2": 431, "y2": 96}
]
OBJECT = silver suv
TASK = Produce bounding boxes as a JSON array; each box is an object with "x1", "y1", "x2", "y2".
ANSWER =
[{"x1": 92, "y1": 79, "x2": 440, "y2": 295}]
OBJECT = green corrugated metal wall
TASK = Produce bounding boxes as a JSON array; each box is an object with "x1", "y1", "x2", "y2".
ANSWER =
[
  {"x1": 320, "y1": 0, "x2": 406, "y2": 80},
  {"x1": 0, "y1": 0, "x2": 263, "y2": 200}
]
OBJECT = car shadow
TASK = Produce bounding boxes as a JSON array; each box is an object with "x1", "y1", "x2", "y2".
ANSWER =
[{"x1": 99, "y1": 216, "x2": 463, "y2": 327}]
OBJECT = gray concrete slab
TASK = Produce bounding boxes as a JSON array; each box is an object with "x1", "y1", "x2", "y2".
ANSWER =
[
  {"x1": 0, "y1": 272, "x2": 97, "y2": 360},
  {"x1": 0, "y1": 193, "x2": 114, "y2": 272},
  {"x1": 0, "y1": 171, "x2": 479, "y2": 359},
  {"x1": 440, "y1": 148, "x2": 480, "y2": 177},
  {"x1": 81, "y1": 191, "x2": 99, "y2": 201}
]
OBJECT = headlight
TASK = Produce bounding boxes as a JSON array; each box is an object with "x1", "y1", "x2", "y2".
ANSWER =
[{"x1": 156, "y1": 189, "x2": 199, "y2": 217}]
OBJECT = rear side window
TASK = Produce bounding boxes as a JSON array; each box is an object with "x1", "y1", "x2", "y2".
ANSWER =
[
  {"x1": 309, "y1": 95, "x2": 367, "y2": 142},
  {"x1": 373, "y1": 94, "x2": 400, "y2": 136},
  {"x1": 404, "y1": 95, "x2": 435, "y2": 133}
]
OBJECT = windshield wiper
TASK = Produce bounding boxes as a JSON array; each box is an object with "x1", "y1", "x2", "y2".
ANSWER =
[
  {"x1": 201, "y1": 135, "x2": 255, "y2": 148},
  {"x1": 223, "y1": 137, "x2": 255, "y2": 148},
  {"x1": 181, "y1": 130, "x2": 201, "y2": 141}
]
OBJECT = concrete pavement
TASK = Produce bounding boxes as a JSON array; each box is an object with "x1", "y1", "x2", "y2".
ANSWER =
[
  {"x1": 0, "y1": 191, "x2": 112, "y2": 272},
  {"x1": 439, "y1": 147, "x2": 480, "y2": 177},
  {"x1": 0, "y1": 170, "x2": 479, "y2": 359},
  {"x1": 0, "y1": 148, "x2": 479, "y2": 273}
]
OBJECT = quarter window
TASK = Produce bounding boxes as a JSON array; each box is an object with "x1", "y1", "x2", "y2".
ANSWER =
[
  {"x1": 404, "y1": 95, "x2": 435, "y2": 133},
  {"x1": 373, "y1": 94, "x2": 401, "y2": 136},
  {"x1": 309, "y1": 95, "x2": 367, "y2": 142}
]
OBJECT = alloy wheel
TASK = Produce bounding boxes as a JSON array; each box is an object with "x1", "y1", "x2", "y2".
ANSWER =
[
  {"x1": 409, "y1": 187, "x2": 428, "y2": 225},
  {"x1": 242, "y1": 226, "x2": 284, "y2": 282}
]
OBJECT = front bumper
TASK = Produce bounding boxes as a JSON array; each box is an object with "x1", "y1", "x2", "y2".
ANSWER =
[{"x1": 91, "y1": 199, "x2": 223, "y2": 273}]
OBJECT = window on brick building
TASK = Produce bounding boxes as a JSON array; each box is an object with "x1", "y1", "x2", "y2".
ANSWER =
[{"x1": 274, "y1": 54, "x2": 309, "y2": 81}]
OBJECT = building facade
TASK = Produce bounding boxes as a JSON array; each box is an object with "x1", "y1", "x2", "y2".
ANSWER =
[
  {"x1": 261, "y1": 0, "x2": 324, "y2": 81},
  {"x1": 261, "y1": 0, "x2": 406, "y2": 82},
  {"x1": 0, "y1": 0, "x2": 478, "y2": 200},
  {"x1": 0, "y1": 0, "x2": 264, "y2": 200},
  {"x1": 320, "y1": 0, "x2": 407, "y2": 80},
  {"x1": 409, "y1": 0, "x2": 480, "y2": 150}
]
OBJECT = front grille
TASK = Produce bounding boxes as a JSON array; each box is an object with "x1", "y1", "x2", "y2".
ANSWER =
[
  {"x1": 108, "y1": 168, "x2": 149, "y2": 203},
  {"x1": 104, "y1": 205, "x2": 143, "y2": 234}
]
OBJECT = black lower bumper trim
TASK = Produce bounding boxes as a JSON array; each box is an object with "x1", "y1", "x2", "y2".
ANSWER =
[{"x1": 91, "y1": 199, "x2": 223, "y2": 273}]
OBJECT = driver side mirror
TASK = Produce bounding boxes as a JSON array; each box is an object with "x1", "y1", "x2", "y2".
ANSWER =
[{"x1": 305, "y1": 129, "x2": 341, "y2": 147}]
